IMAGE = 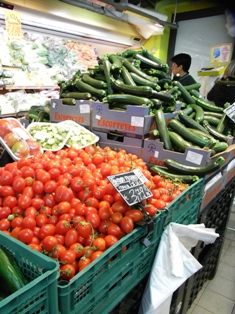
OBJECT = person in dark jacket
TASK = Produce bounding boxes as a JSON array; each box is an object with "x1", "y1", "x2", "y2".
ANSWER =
[
  {"x1": 207, "y1": 59, "x2": 235, "y2": 108},
  {"x1": 171, "y1": 53, "x2": 198, "y2": 86}
]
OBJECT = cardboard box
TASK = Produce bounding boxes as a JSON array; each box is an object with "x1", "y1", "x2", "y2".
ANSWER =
[
  {"x1": 222, "y1": 157, "x2": 235, "y2": 187},
  {"x1": 93, "y1": 130, "x2": 143, "y2": 157},
  {"x1": 50, "y1": 99, "x2": 91, "y2": 128},
  {"x1": 91, "y1": 102, "x2": 152, "y2": 139}
]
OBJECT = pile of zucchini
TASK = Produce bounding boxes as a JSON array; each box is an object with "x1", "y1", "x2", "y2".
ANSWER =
[
  {"x1": 152, "y1": 89, "x2": 234, "y2": 156},
  {"x1": 25, "y1": 103, "x2": 51, "y2": 123},
  {"x1": 58, "y1": 46, "x2": 198, "y2": 114}
]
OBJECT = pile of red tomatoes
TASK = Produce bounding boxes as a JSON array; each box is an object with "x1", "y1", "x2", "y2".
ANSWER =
[{"x1": 0, "y1": 145, "x2": 188, "y2": 280}]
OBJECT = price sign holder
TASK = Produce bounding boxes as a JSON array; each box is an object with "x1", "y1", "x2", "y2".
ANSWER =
[
  {"x1": 107, "y1": 169, "x2": 153, "y2": 207},
  {"x1": 224, "y1": 102, "x2": 235, "y2": 122},
  {"x1": 108, "y1": 169, "x2": 154, "y2": 245}
]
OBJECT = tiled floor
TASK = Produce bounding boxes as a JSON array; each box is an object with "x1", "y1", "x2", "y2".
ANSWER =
[{"x1": 186, "y1": 205, "x2": 235, "y2": 314}]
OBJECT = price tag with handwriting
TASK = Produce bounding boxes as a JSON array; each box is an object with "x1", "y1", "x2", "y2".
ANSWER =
[
  {"x1": 107, "y1": 169, "x2": 153, "y2": 206},
  {"x1": 4, "y1": 10, "x2": 22, "y2": 41},
  {"x1": 224, "y1": 102, "x2": 235, "y2": 123}
]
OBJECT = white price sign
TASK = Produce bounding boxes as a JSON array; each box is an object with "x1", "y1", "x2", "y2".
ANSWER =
[{"x1": 224, "y1": 102, "x2": 235, "y2": 122}]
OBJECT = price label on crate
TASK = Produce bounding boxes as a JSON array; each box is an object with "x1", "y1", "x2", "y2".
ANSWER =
[
  {"x1": 224, "y1": 102, "x2": 235, "y2": 122},
  {"x1": 4, "y1": 10, "x2": 22, "y2": 41},
  {"x1": 107, "y1": 169, "x2": 153, "y2": 206}
]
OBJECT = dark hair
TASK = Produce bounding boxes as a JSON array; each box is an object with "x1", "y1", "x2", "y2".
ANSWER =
[{"x1": 171, "y1": 53, "x2": 192, "y2": 72}]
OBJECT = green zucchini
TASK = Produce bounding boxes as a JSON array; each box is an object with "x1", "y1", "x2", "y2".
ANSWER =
[
  {"x1": 173, "y1": 106, "x2": 194, "y2": 120},
  {"x1": 150, "y1": 165, "x2": 199, "y2": 183},
  {"x1": 186, "y1": 128, "x2": 215, "y2": 141},
  {"x1": 203, "y1": 115, "x2": 221, "y2": 126},
  {"x1": 66, "y1": 92, "x2": 92, "y2": 100},
  {"x1": 120, "y1": 66, "x2": 136, "y2": 86},
  {"x1": 168, "y1": 131, "x2": 193, "y2": 152},
  {"x1": 150, "y1": 90, "x2": 175, "y2": 103},
  {"x1": 141, "y1": 46, "x2": 169, "y2": 72},
  {"x1": 203, "y1": 111, "x2": 223, "y2": 118},
  {"x1": 61, "y1": 98, "x2": 76, "y2": 105},
  {"x1": 216, "y1": 113, "x2": 228, "y2": 133},
  {"x1": 155, "y1": 109, "x2": 172, "y2": 150},
  {"x1": 213, "y1": 141, "x2": 228, "y2": 153},
  {"x1": 188, "y1": 104, "x2": 204, "y2": 123},
  {"x1": 102, "y1": 57, "x2": 113, "y2": 95},
  {"x1": 110, "y1": 78, "x2": 153, "y2": 97},
  {"x1": 82, "y1": 73, "x2": 107, "y2": 89},
  {"x1": 134, "y1": 53, "x2": 165, "y2": 70},
  {"x1": 192, "y1": 96, "x2": 224, "y2": 112},
  {"x1": 202, "y1": 120, "x2": 230, "y2": 142},
  {"x1": 173, "y1": 81, "x2": 196, "y2": 104},
  {"x1": 189, "y1": 112, "x2": 196, "y2": 119},
  {"x1": 178, "y1": 110, "x2": 209, "y2": 134},
  {"x1": 108, "y1": 54, "x2": 123, "y2": 70},
  {"x1": 122, "y1": 49, "x2": 139, "y2": 58},
  {"x1": 184, "y1": 83, "x2": 201, "y2": 91},
  {"x1": 143, "y1": 68, "x2": 168, "y2": 79},
  {"x1": 167, "y1": 119, "x2": 212, "y2": 148},
  {"x1": 122, "y1": 58, "x2": 158, "y2": 82},
  {"x1": 0, "y1": 246, "x2": 28, "y2": 294},
  {"x1": 164, "y1": 156, "x2": 225, "y2": 176},
  {"x1": 150, "y1": 98, "x2": 164, "y2": 109},
  {"x1": 130, "y1": 72, "x2": 161, "y2": 90},
  {"x1": 102, "y1": 94, "x2": 153, "y2": 106},
  {"x1": 75, "y1": 79, "x2": 106, "y2": 99}
]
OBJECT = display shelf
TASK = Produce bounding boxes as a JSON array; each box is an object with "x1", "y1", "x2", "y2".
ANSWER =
[{"x1": 0, "y1": 85, "x2": 59, "y2": 91}]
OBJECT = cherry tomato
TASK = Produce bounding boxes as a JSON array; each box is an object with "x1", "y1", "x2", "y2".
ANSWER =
[
  {"x1": 18, "y1": 194, "x2": 32, "y2": 209},
  {"x1": 107, "y1": 223, "x2": 121, "y2": 237},
  {"x1": 55, "y1": 220, "x2": 72, "y2": 235},
  {"x1": 125, "y1": 209, "x2": 143, "y2": 222},
  {"x1": 104, "y1": 235, "x2": 118, "y2": 248},
  {"x1": 76, "y1": 221, "x2": 92, "y2": 238},
  {"x1": 55, "y1": 185, "x2": 74, "y2": 203},
  {"x1": 3, "y1": 196, "x2": 17, "y2": 208},
  {"x1": 59, "y1": 249, "x2": 76, "y2": 264},
  {"x1": 78, "y1": 257, "x2": 91, "y2": 272},
  {"x1": 86, "y1": 212, "x2": 100, "y2": 229},
  {"x1": 144, "y1": 204, "x2": 158, "y2": 217},
  {"x1": 120, "y1": 216, "x2": 134, "y2": 234},
  {"x1": 111, "y1": 201, "x2": 129, "y2": 214},
  {"x1": 69, "y1": 243, "x2": 84, "y2": 259},
  {"x1": 64, "y1": 229, "x2": 79, "y2": 247},
  {"x1": 17, "y1": 228, "x2": 34, "y2": 244},
  {"x1": 60, "y1": 264, "x2": 76, "y2": 280},
  {"x1": 42, "y1": 235, "x2": 58, "y2": 252},
  {"x1": 39, "y1": 224, "x2": 56, "y2": 240},
  {"x1": 91, "y1": 250, "x2": 103, "y2": 262},
  {"x1": 21, "y1": 216, "x2": 36, "y2": 230}
]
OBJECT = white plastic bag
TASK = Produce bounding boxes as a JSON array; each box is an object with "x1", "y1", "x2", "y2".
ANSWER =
[{"x1": 138, "y1": 223, "x2": 219, "y2": 314}]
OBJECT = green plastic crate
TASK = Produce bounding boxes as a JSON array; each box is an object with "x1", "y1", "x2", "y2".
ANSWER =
[
  {"x1": 0, "y1": 231, "x2": 59, "y2": 314},
  {"x1": 164, "y1": 178, "x2": 204, "y2": 226},
  {"x1": 58, "y1": 209, "x2": 167, "y2": 314}
]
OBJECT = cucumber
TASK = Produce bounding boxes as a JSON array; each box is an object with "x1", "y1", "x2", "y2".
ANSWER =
[
  {"x1": 75, "y1": 79, "x2": 106, "y2": 99},
  {"x1": 120, "y1": 66, "x2": 136, "y2": 86},
  {"x1": 150, "y1": 165, "x2": 199, "y2": 183},
  {"x1": 178, "y1": 110, "x2": 209, "y2": 134},
  {"x1": 130, "y1": 72, "x2": 161, "y2": 90},
  {"x1": 82, "y1": 73, "x2": 107, "y2": 89},
  {"x1": 164, "y1": 156, "x2": 225, "y2": 176},
  {"x1": 168, "y1": 119, "x2": 212, "y2": 148},
  {"x1": 155, "y1": 109, "x2": 172, "y2": 150},
  {"x1": 188, "y1": 104, "x2": 204, "y2": 123},
  {"x1": 111, "y1": 78, "x2": 153, "y2": 97},
  {"x1": 66, "y1": 92, "x2": 92, "y2": 100},
  {"x1": 202, "y1": 121, "x2": 230, "y2": 142},
  {"x1": 168, "y1": 131, "x2": 193, "y2": 152},
  {"x1": 0, "y1": 246, "x2": 27, "y2": 294},
  {"x1": 102, "y1": 94, "x2": 153, "y2": 106},
  {"x1": 173, "y1": 81, "x2": 196, "y2": 104},
  {"x1": 192, "y1": 96, "x2": 224, "y2": 112}
]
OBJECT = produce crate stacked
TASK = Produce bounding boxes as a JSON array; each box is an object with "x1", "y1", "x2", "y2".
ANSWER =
[{"x1": 0, "y1": 232, "x2": 59, "y2": 314}]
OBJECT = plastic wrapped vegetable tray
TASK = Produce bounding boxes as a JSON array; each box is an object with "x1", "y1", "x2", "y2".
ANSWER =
[
  {"x1": 57, "y1": 209, "x2": 167, "y2": 314},
  {"x1": 0, "y1": 232, "x2": 59, "y2": 314}
]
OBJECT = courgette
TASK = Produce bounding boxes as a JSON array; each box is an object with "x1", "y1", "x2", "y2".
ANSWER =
[
  {"x1": 150, "y1": 165, "x2": 199, "y2": 183},
  {"x1": 102, "y1": 56, "x2": 113, "y2": 95},
  {"x1": 178, "y1": 110, "x2": 209, "y2": 134},
  {"x1": 216, "y1": 113, "x2": 228, "y2": 133},
  {"x1": 184, "y1": 82, "x2": 201, "y2": 91},
  {"x1": 173, "y1": 81, "x2": 196, "y2": 104},
  {"x1": 120, "y1": 66, "x2": 136, "y2": 86},
  {"x1": 192, "y1": 96, "x2": 224, "y2": 112},
  {"x1": 134, "y1": 53, "x2": 165, "y2": 70},
  {"x1": 173, "y1": 106, "x2": 194, "y2": 120},
  {"x1": 168, "y1": 131, "x2": 193, "y2": 152},
  {"x1": 111, "y1": 78, "x2": 153, "y2": 97},
  {"x1": 122, "y1": 49, "x2": 139, "y2": 58},
  {"x1": 130, "y1": 72, "x2": 161, "y2": 90},
  {"x1": 141, "y1": 46, "x2": 169, "y2": 72},
  {"x1": 66, "y1": 92, "x2": 92, "y2": 100},
  {"x1": 203, "y1": 111, "x2": 223, "y2": 118},
  {"x1": 108, "y1": 54, "x2": 123, "y2": 70},
  {"x1": 82, "y1": 73, "x2": 107, "y2": 89},
  {"x1": 167, "y1": 119, "x2": 212, "y2": 148},
  {"x1": 150, "y1": 90, "x2": 175, "y2": 103},
  {"x1": 213, "y1": 141, "x2": 228, "y2": 153},
  {"x1": 155, "y1": 109, "x2": 172, "y2": 150},
  {"x1": 122, "y1": 58, "x2": 158, "y2": 82},
  {"x1": 61, "y1": 98, "x2": 76, "y2": 106},
  {"x1": 75, "y1": 79, "x2": 106, "y2": 99},
  {"x1": 202, "y1": 120, "x2": 230, "y2": 142},
  {"x1": 188, "y1": 104, "x2": 204, "y2": 123},
  {"x1": 0, "y1": 246, "x2": 28, "y2": 294},
  {"x1": 102, "y1": 94, "x2": 153, "y2": 106},
  {"x1": 143, "y1": 68, "x2": 168, "y2": 79},
  {"x1": 164, "y1": 156, "x2": 225, "y2": 175},
  {"x1": 203, "y1": 115, "x2": 221, "y2": 126}
]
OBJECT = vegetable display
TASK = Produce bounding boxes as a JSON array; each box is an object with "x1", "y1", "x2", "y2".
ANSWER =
[{"x1": 0, "y1": 145, "x2": 189, "y2": 281}]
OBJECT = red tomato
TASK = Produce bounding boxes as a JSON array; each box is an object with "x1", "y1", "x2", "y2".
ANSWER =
[
  {"x1": 111, "y1": 212, "x2": 123, "y2": 224},
  {"x1": 125, "y1": 209, "x2": 143, "y2": 223},
  {"x1": 44, "y1": 180, "x2": 57, "y2": 193},
  {"x1": 111, "y1": 201, "x2": 129, "y2": 214},
  {"x1": 21, "y1": 216, "x2": 36, "y2": 230},
  {"x1": 86, "y1": 212, "x2": 100, "y2": 228},
  {"x1": 69, "y1": 243, "x2": 84, "y2": 259},
  {"x1": 55, "y1": 220, "x2": 72, "y2": 235},
  {"x1": 60, "y1": 264, "x2": 76, "y2": 280},
  {"x1": 76, "y1": 221, "x2": 92, "y2": 238},
  {"x1": 18, "y1": 194, "x2": 32, "y2": 209},
  {"x1": 28, "y1": 243, "x2": 42, "y2": 252},
  {"x1": 26, "y1": 139, "x2": 41, "y2": 155},
  {"x1": 107, "y1": 223, "x2": 121, "y2": 237},
  {"x1": 3, "y1": 196, "x2": 17, "y2": 208},
  {"x1": 59, "y1": 249, "x2": 76, "y2": 264},
  {"x1": 55, "y1": 185, "x2": 74, "y2": 203},
  {"x1": 64, "y1": 229, "x2": 79, "y2": 247},
  {"x1": 144, "y1": 204, "x2": 158, "y2": 217},
  {"x1": 120, "y1": 216, "x2": 134, "y2": 234},
  {"x1": 51, "y1": 244, "x2": 66, "y2": 259},
  {"x1": 24, "y1": 206, "x2": 37, "y2": 218},
  {"x1": 0, "y1": 120, "x2": 11, "y2": 137},
  {"x1": 11, "y1": 216, "x2": 23, "y2": 228},
  {"x1": 91, "y1": 251, "x2": 103, "y2": 262},
  {"x1": 17, "y1": 228, "x2": 34, "y2": 244},
  {"x1": 42, "y1": 235, "x2": 58, "y2": 252},
  {"x1": 78, "y1": 257, "x2": 91, "y2": 272},
  {"x1": 0, "y1": 170, "x2": 13, "y2": 186},
  {"x1": 35, "y1": 169, "x2": 51, "y2": 184},
  {"x1": 104, "y1": 235, "x2": 118, "y2": 248},
  {"x1": 38, "y1": 224, "x2": 56, "y2": 240},
  {"x1": 155, "y1": 199, "x2": 166, "y2": 210},
  {"x1": 12, "y1": 177, "x2": 26, "y2": 192},
  {"x1": 98, "y1": 207, "x2": 111, "y2": 220},
  {"x1": 4, "y1": 132, "x2": 19, "y2": 148}
]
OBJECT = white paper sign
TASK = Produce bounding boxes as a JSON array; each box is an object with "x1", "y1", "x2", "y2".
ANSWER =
[{"x1": 224, "y1": 102, "x2": 235, "y2": 122}]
